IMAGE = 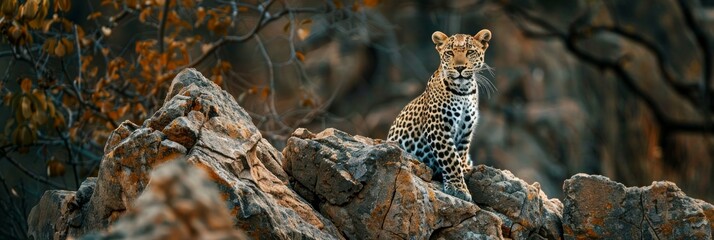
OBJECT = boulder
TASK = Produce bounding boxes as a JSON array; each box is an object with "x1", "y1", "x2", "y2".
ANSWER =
[
  {"x1": 563, "y1": 174, "x2": 713, "y2": 239},
  {"x1": 282, "y1": 128, "x2": 503, "y2": 239},
  {"x1": 27, "y1": 68, "x2": 341, "y2": 239},
  {"x1": 467, "y1": 165, "x2": 563, "y2": 239},
  {"x1": 81, "y1": 159, "x2": 248, "y2": 239}
]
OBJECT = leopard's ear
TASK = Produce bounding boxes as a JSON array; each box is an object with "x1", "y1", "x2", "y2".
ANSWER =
[
  {"x1": 474, "y1": 29, "x2": 491, "y2": 50},
  {"x1": 432, "y1": 31, "x2": 448, "y2": 46}
]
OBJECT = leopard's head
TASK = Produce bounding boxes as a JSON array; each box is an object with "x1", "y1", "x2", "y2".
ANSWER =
[{"x1": 432, "y1": 29, "x2": 493, "y2": 96}]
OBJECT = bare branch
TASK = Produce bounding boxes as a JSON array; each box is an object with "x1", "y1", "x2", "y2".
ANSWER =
[
  {"x1": 254, "y1": 34, "x2": 292, "y2": 132},
  {"x1": 167, "y1": 2, "x2": 324, "y2": 76},
  {"x1": 1, "y1": 154, "x2": 65, "y2": 189},
  {"x1": 158, "y1": 0, "x2": 172, "y2": 74}
]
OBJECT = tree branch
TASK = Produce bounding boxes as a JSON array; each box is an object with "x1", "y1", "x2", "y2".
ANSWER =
[
  {"x1": 1, "y1": 154, "x2": 65, "y2": 189},
  {"x1": 158, "y1": 0, "x2": 172, "y2": 74},
  {"x1": 166, "y1": 2, "x2": 323, "y2": 76}
]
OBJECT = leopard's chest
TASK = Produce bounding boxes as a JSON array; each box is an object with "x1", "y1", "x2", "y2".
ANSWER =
[
  {"x1": 426, "y1": 93, "x2": 478, "y2": 138},
  {"x1": 449, "y1": 97, "x2": 477, "y2": 138}
]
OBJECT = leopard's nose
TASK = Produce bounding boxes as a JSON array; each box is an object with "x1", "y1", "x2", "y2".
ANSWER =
[{"x1": 454, "y1": 66, "x2": 466, "y2": 73}]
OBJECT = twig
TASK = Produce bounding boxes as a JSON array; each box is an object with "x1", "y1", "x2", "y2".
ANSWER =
[
  {"x1": 56, "y1": 127, "x2": 80, "y2": 189},
  {"x1": 166, "y1": 2, "x2": 323, "y2": 76},
  {"x1": 158, "y1": 0, "x2": 172, "y2": 74},
  {"x1": 254, "y1": 34, "x2": 292, "y2": 131},
  {"x1": 73, "y1": 25, "x2": 83, "y2": 95},
  {"x1": 2, "y1": 155, "x2": 65, "y2": 189},
  {"x1": 0, "y1": 172, "x2": 26, "y2": 238}
]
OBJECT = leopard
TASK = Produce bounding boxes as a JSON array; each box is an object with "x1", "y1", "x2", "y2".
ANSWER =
[{"x1": 387, "y1": 29, "x2": 493, "y2": 201}]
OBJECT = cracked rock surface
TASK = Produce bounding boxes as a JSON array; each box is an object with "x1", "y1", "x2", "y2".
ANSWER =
[
  {"x1": 467, "y1": 165, "x2": 563, "y2": 239},
  {"x1": 28, "y1": 68, "x2": 340, "y2": 240},
  {"x1": 27, "y1": 68, "x2": 714, "y2": 240},
  {"x1": 81, "y1": 159, "x2": 249, "y2": 239},
  {"x1": 283, "y1": 128, "x2": 503, "y2": 239},
  {"x1": 563, "y1": 174, "x2": 714, "y2": 239}
]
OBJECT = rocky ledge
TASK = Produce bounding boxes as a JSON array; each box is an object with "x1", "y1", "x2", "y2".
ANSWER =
[{"x1": 27, "y1": 69, "x2": 714, "y2": 239}]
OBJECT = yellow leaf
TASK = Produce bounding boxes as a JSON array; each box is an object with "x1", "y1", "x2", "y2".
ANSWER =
[
  {"x1": 20, "y1": 96, "x2": 32, "y2": 119},
  {"x1": 0, "y1": 0, "x2": 17, "y2": 17},
  {"x1": 20, "y1": 0, "x2": 40, "y2": 22},
  {"x1": 47, "y1": 159, "x2": 65, "y2": 177},
  {"x1": 212, "y1": 74, "x2": 223, "y2": 86},
  {"x1": 87, "y1": 11, "x2": 102, "y2": 20},
  {"x1": 60, "y1": 37, "x2": 73, "y2": 55},
  {"x1": 47, "y1": 99, "x2": 55, "y2": 116},
  {"x1": 42, "y1": 16, "x2": 56, "y2": 32},
  {"x1": 260, "y1": 88, "x2": 271, "y2": 100},
  {"x1": 32, "y1": 110, "x2": 47, "y2": 125},
  {"x1": 296, "y1": 51, "x2": 305, "y2": 62},
  {"x1": 53, "y1": 0, "x2": 70, "y2": 13},
  {"x1": 139, "y1": 7, "x2": 151, "y2": 23},
  {"x1": 107, "y1": 111, "x2": 118, "y2": 121},
  {"x1": 53, "y1": 112, "x2": 65, "y2": 128},
  {"x1": 298, "y1": 28, "x2": 310, "y2": 40},
  {"x1": 54, "y1": 39, "x2": 66, "y2": 57},
  {"x1": 43, "y1": 37, "x2": 57, "y2": 55},
  {"x1": 24, "y1": 0, "x2": 49, "y2": 29},
  {"x1": 32, "y1": 89, "x2": 47, "y2": 110},
  {"x1": 364, "y1": 0, "x2": 380, "y2": 7},
  {"x1": 181, "y1": 0, "x2": 194, "y2": 8},
  {"x1": 195, "y1": 7, "x2": 206, "y2": 27},
  {"x1": 20, "y1": 78, "x2": 32, "y2": 93},
  {"x1": 201, "y1": 43, "x2": 213, "y2": 54},
  {"x1": 117, "y1": 104, "x2": 130, "y2": 117},
  {"x1": 8, "y1": 23, "x2": 32, "y2": 46},
  {"x1": 101, "y1": 26, "x2": 112, "y2": 36}
]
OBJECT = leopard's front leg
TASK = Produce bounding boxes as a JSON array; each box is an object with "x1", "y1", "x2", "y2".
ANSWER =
[{"x1": 427, "y1": 121, "x2": 472, "y2": 202}]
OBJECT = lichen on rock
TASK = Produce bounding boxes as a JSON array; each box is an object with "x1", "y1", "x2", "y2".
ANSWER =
[
  {"x1": 283, "y1": 127, "x2": 504, "y2": 239},
  {"x1": 563, "y1": 174, "x2": 713, "y2": 239}
]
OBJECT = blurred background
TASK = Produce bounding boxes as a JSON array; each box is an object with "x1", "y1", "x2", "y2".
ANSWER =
[{"x1": 0, "y1": 0, "x2": 713, "y2": 238}]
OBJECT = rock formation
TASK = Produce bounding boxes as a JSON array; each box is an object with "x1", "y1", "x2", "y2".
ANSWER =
[
  {"x1": 282, "y1": 128, "x2": 502, "y2": 239},
  {"x1": 81, "y1": 159, "x2": 248, "y2": 239},
  {"x1": 563, "y1": 174, "x2": 714, "y2": 239},
  {"x1": 27, "y1": 69, "x2": 714, "y2": 239}
]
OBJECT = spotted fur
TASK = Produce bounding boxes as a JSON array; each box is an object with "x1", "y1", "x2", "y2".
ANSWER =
[{"x1": 387, "y1": 29, "x2": 492, "y2": 201}]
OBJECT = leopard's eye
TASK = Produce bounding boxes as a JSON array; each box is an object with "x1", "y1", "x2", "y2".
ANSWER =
[
  {"x1": 445, "y1": 51, "x2": 453, "y2": 56},
  {"x1": 467, "y1": 50, "x2": 475, "y2": 55}
]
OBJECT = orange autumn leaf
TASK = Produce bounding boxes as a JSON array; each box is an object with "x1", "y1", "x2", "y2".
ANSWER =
[
  {"x1": 260, "y1": 87, "x2": 271, "y2": 100},
  {"x1": 20, "y1": 78, "x2": 32, "y2": 93},
  {"x1": 53, "y1": 0, "x2": 70, "y2": 12},
  {"x1": 87, "y1": 11, "x2": 102, "y2": 20},
  {"x1": 296, "y1": 51, "x2": 305, "y2": 62},
  {"x1": 364, "y1": 0, "x2": 380, "y2": 7}
]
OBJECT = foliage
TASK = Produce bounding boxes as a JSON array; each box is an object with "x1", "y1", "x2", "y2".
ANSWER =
[{"x1": 0, "y1": 0, "x2": 381, "y2": 238}]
